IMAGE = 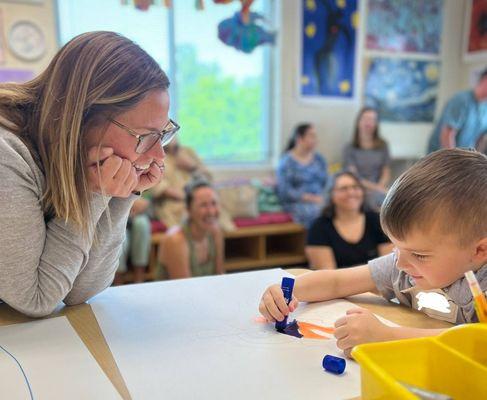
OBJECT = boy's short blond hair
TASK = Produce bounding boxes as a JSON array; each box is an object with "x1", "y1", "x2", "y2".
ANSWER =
[{"x1": 381, "y1": 149, "x2": 487, "y2": 245}]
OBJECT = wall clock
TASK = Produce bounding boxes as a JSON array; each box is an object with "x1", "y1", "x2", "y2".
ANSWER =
[{"x1": 8, "y1": 20, "x2": 46, "y2": 61}]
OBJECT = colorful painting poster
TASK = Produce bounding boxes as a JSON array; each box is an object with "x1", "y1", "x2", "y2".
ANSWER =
[
  {"x1": 466, "y1": 0, "x2": 487, "y2": 55},
  {"x1": 0, "y1": 68, "x2": 34, "y2": 82},
  {"x1": 364, "y1": 58, "x2": 440, "y2": 122},
  {"x1": 366, "y1": 0, "x2": 443, "y2": 55},
  {"x1": 301, "y1": 0, "x2": 358, "y2": 99}
]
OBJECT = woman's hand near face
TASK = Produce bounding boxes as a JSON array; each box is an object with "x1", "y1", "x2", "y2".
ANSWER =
[
  {"x1": 133, "y1": 161, "x2": 164, "y2": 193},
  {"x1": 86, "y1": 146, "x2": 138, "y2": 197}
]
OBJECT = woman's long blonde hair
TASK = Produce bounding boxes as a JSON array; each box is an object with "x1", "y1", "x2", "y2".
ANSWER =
[{"x1": 0, "y1": 31, "x2": 169, "y2": 235}]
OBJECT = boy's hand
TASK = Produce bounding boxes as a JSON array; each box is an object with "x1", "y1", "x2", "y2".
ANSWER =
[
  {"x1": 259, "y1": 284, "x2": 299, "y2": 323},
  {"x1": 334, "y1": 308, "x2": 391, "y2": 358}
]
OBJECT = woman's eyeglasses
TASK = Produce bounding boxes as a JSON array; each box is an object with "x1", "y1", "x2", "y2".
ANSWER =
[{"x1": 109, "y1": 117, "x2": 180, "y2": 154}]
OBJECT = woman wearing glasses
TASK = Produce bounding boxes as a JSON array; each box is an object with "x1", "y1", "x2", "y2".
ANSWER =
[
  {"x1": 306, "y1": 172, "x2": 392, "y2": 270},
  {"x1": 0, "y1": 32, "x2": 179, "y2": 317}
]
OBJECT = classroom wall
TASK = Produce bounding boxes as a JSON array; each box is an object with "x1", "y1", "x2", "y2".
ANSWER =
[
  {"x1": 278, "y1": 0, "x2": 470, "y2": 164},
  {"x1": 0, "y1": 0, "x2": 57, "y2": 74},
  {"x1": 3, "y1": 0, "x2": 481, "y2": 180}
]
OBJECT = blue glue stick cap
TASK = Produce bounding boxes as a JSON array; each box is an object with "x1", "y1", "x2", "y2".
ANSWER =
[{"x1": 322, "y1": 355, "x2": 346, "y2": 374}]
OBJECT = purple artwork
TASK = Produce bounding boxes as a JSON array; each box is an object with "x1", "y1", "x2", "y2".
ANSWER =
[
  {"x1": 277, "y1": 319, "x2": 303, "y2": 339},
  {"x1": 0, "y1": 69, "x2": 35, "y2": 83}
]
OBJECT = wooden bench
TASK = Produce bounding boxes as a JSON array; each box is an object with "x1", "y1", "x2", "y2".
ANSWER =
[{"x1": 149, "y1": 222, "x2": 307, "y2": 276}]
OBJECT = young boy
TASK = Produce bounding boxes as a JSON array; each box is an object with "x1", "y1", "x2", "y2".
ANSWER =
[{"x1": 259, "y1": 149, "x2": 487, "y2": 357}]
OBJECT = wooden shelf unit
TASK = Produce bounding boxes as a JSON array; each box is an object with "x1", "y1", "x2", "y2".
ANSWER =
[
  {"x1": 146, "y1": 223, "x2": 307, "y2": 279},
  {"x1": 223, "y1": 223, "x2": 307, "y2": 271}
]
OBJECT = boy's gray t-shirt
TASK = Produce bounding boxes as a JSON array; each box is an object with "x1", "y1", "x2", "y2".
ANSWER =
[{"x1": 369, "y1": 253, "x2": 487, "y2": 324}]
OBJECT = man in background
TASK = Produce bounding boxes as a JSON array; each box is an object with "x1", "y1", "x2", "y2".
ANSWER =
[{"x1": 428, "y1": 68, "x2": 487, "y2": 152}]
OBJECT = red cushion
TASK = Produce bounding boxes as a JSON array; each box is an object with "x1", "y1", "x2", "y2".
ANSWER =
[
  {"x1": 151, "y1": 219, "x2": 168, "y2": 233},
  {"x1": 233, "y1": 212, "x2": 293, "y2": 227}
]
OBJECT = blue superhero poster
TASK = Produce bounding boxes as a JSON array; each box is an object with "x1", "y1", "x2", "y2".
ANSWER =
[{"x1": 301, "y1": 0, "x2": 358, "y2": 99}]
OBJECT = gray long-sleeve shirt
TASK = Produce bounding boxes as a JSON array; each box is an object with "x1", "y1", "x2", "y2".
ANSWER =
[{"x1": 0, "y1": 129, "x2": 136, "y2": 317}]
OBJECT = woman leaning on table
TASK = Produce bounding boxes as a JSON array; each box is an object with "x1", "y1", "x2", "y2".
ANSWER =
[{"x1": 0, "y1": 31, "x2": 179, "y2": 317}]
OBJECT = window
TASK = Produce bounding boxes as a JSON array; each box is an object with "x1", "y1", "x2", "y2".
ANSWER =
[{"x1": 56, "y1": 0, "x2": 273, "y2": 164}]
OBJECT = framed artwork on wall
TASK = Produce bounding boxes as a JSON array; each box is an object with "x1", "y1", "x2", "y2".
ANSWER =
[
  {"x1": 366, "y1": 0, "x2": 443, "y2": 55},
  {"x1": 299, "y1": 0, "x2": 359, "y2": 102},
  {"x1": 364, "y1": 57, "x2": 440, "y2": 122},
  {"x1": 463, "y1": 0, "x2": 487, "y2": 62}
]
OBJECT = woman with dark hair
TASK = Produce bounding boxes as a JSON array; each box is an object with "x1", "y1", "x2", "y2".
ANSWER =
[
  {"x1": 0, "y1": 31, "x2": 178, "y2": 317},
  {"x1": 343, "y1": 107, "x2": 391, "y2": 208},
  {"x1": 159, "y1": 179, "x2": 224, "y2": 279},
  {"x1": 276, "y1": 124, "x2": 328, "y2": 228},
  {"x1": 306, "y1": 172, "x2": 392, "y2": 269}
]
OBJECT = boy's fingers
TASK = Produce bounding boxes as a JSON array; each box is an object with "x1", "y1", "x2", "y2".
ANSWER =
[
  {"x1": 263, "y1": 293, "x2": 285, "y2": 322},
  {"x1": 334, "y1": 315, "x2": 348, "y2": 328},
  {"x1": 346, "y1": 307, "x2": 366, "y2": 315},
  {"x1": 333, "y1": 325, "x2": 349, "y2": 340},
  {"x1": 336, "y1": 335, "x2": 354, "y2": 351},
  {"x1": 289, "y1": 297, "x2": 299, "y2": 311},
  {"x1": 270, "y1": 285, "x2": 290, "y2": 316},
  {"x1": 343, "y1": 347, "x2": 353, "y2": 359},
  {"x1": 259, "y1": 301, "x2": 274, "y2": 322}
]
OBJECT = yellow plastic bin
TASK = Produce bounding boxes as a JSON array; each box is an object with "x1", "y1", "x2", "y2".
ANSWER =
[{"x1": 352, "y1": 324, "x2": 487, "y2": 399}]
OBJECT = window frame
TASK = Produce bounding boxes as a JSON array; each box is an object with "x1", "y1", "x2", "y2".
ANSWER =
[{"x1": 54, "y1": 0, "x2": 276, "y2": 167}]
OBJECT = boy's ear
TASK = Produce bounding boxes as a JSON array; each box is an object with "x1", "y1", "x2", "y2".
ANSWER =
[{"x1": 473, "y1": 237, "x2": 487, "y2": 264}]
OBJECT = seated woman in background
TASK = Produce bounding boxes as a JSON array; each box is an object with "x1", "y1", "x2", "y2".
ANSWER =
[
  {"x1": 276, "y1": 124, "x2": 328, "y2": 229},
  {"x1": 114, "y1": 197, "x2": 152, "y2": 285},
  {"x1": 150, "y1": 139, "x2": 212, "y2": 228},
  {"x1": 160, "y1": 179, "x2": 224, "y2": 279},
  {"x1": 306, "y1": 172, "x2": 393, "y2": 269},
  {"x1": 343, "y1": 107, "x2": 391, "y2": 209}
]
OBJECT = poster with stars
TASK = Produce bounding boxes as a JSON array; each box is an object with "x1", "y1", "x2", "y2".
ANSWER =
[
  {"x1": 300, "y1": 0, "x2": 358, "y2": 100},
  {"x1": 364, "y1": 57, "x2": 440, "y2": 122}
]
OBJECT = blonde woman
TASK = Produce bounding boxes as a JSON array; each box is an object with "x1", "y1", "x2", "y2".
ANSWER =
[{"x1": 0, "y1": 32, "x2": 179, "y2": 317}]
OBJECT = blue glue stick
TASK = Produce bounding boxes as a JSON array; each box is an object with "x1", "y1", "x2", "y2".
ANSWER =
[
  {"x1": 322, "y1": 355, "x2": 346, "y2": 374},
  {"x1": 275, "y1": 277, "x2": 295, "y2": 331}
]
